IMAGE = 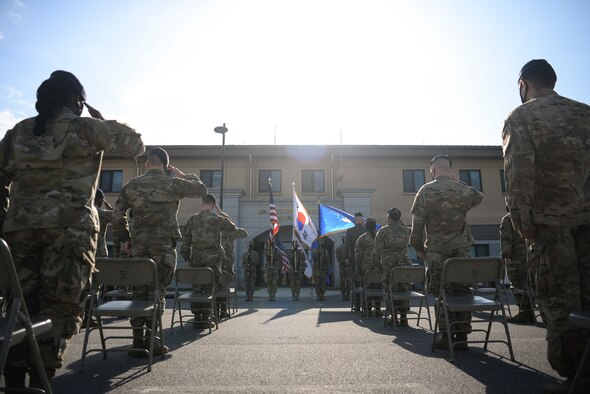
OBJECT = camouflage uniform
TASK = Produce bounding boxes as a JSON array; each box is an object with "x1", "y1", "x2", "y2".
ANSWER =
[
  {"x1": 289, "y1": 246, "x2": 306, "y2": 301},
  {"x1": 500, "y1": 212, "x2": 534, "y2": 322},
  {"x1": 220, "y1": 226, "x2": 248, "y2": 288},
  {"x1": 312, "y1": 247, "x2": 331, "y2": 301},
  {"x1": 0, "y1": 107, "x2": 144, "y2": 378},
  {"x1": 96, "y1": 206, "x2": 113, "y2": 258},
  {"x1": 502, "y1": 91, "x2": 590, "y2": 378},
  {"x1": 264, "y1": 247, "x2": 281, "y2": 301},
  {"x1": 113, "y1": 168, "x2": 207, "y2": 335},
  {"x1": 374, "y1": 223, "x2": 412, "y2": 319},
  {"x1": 345, "y1": 224, "x2": 365, "y2": 282},
  {"x1": 410, "y1": 176, "x2": 483, "y2": 336},
  {"x1": 335, "y1": 243, "x2": 352, "y2": 300},
  {"x1": 242, "y1": 249, "x2": 259, "y2": 301},
  {"x1": 355, "y1": 231, "x2": 380, "y2": 313}
]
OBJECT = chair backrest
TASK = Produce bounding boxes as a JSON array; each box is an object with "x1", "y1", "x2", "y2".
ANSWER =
[
  {"x1": 94, "y1": 257, "x2": 158, "y2": 288},
  {"x1": 364, "y1": 270, "x2": 382, "y2": 286},
  {"x1": 390, "y1": 266, "x2": 425, "y2": 286},
  {"x1": 441, "y1": 257, "x2": 503, "y2": 286},
  {"x1": 175, "y1": 267, "x2": 214, "y2": 287}
]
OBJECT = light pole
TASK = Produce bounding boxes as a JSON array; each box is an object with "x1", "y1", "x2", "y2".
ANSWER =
[{"x1": 214, "y1": 123, "x2": 228, "y2": 209}]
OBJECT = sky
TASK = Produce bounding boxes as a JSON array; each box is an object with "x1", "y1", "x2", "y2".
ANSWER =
[{"x1": 1, "y1": 0, "x2": 589, "y2": 147}]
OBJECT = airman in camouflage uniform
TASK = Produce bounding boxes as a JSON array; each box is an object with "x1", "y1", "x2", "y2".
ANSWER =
[
  {"x1": 312, "y1": 241, "x2": 331, "y2": 301},
  {"x1": 264, "y1": 244, "x2": 281, "y2": 301},
  {"x1": 335, "y1": 237, "x2": 351, "y2": 301},
  {"x1": 0, "y1": 70, "x2": 144, "y2": 389},
  {"x1": 94, "y1": 188, "x2": 113, "y2": 258},
  {"x1": 410, "y1": 155, "x2": 483, "y2": 350},
  {"x1": 242, "y1": 242, "x2": 259, "y2": 302},
  {"x1": 289, "y1": 243, "x2": 307, "y2": 301},
  {"x1": 500, "y1": 210, "x2": 534, "y2": 324},
  {"x1": 503, "y1": 59, "x2": 590, "y2": 388},
  {"x1": 345, "y1": 212, "x2": 365, "y2": 310},
  {"x1": 355, "y1": 218, "x2": 380, "y2": 315},
  {"x1": 374, "y1": 208, "x2": 412, "y2": 326},
  {"x1": 181, "y1": 194, "x2": 235, "y2": 326},
  {"x1": 114, "y1": 147, "x2": 207, "y2": 352}
]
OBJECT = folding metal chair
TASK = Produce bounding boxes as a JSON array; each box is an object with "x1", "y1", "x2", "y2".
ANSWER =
[
  {"x1": 215, "y1": 271, "x2": 233, "y2": 320},
  {"x1": 385, "y1": 267, "x2": 432, "y2": 330},
  {"x1": 81, "y1": 257, "x2": 163, "y2": 372},
  {"x1": 569, "y1": 311, "x2": 590, "y2": 394},
  {"x1": 362, "y1": 270, "x2": 385, "y2": 317},
  {"x1": 170, "y1": 267, "x2": 218, "y2": 334},
  {"x1": 432, "y1": 257, "x2": 515, "y2": 362},
  {"x1": 0, "y1": 238, "x2": 53, "y2": 393}
]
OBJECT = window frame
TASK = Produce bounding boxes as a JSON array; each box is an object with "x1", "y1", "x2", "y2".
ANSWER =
[
  {"x1": 99, "y1": 170, "x2": 124, "y2": 193},
  {"x1": 402, "y1": 169, "x2": 426, "y2": 193},
  {"x1": 459, "y1": 169, "x2": 483, "y2": 192},
  {"x1": 301, "y1": 169, "x2": 325, "y2": 193},
  {"x1": 259, "y1": 169, "x2": 282, "y2": 193},
  {"x1": 200, "y1": 169, "x2": 222, "y2": 188}
]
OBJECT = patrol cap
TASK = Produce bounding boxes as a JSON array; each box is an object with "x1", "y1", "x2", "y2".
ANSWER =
[
  {"x1": 518, "y1": 59, "x2": 556, "y2": 84},
  {"x1": 95, "y1": 188, "x2": 105, "y2": 199},
  {"x1": 148, "y1": 147, "x2": 169, "y2": 168},
  {"x1": 387, "y1": 208, "x2": 401, "y2": 221},
  {"x1": 50, "y1": 70, "x2": 86, "y2": 101},
  {"x1": 429, "y1": 155, "x2": 452, "y2": 167}
]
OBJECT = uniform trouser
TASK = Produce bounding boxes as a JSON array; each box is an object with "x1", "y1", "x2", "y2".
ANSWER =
[
  {"x1": 4, "y1": 228, "x2": 97, "y2": 376},
  {"x1": 266, "y1": 266, "x2": 280, "y2": 296},
  {"x1": 383, "y1": 277, "x2": 410, "y2": 314},
  {"x1": 531, "y1": 224, "x2": 590, "y2": 378},
  {"x1": 426, "y1": 247, "x2": 471, "y2": 334},
  {"x1": 339, "y1": 264, "x2": 352, "y2": 296},
  {"x1": 244, "y1": 268, "x2": 257, "y2": 294},
  {"x1": 289, "y1": 270, "x2": 302, "y2": 297},
  {"x1": 507, "y1": 258, "x2": 528, "y2": 293},
  {"x1": 313, "y1": 266, "x2": 327, "y2": 297},
  {"x1": 129, "y1": 239, "x2": 177, "y2": 330}
]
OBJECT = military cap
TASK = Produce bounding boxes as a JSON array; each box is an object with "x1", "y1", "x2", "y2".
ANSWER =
[
  {"x1": 50, "y1": 70, "x2": 86, "y2": 101},
  {"x1": 148, "y1": 147, "x2": 169, "y2": 168}
]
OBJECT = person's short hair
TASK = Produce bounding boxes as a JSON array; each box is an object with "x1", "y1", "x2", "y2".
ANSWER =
[
  {"x1": 429, "y1": 155, "x2": 452, "y2": 168},
  {"x1": 518, "y1": 59, "x2": 556, "y2": 89},
  {"x1": 354, "y1": 212, "x2": 363, "y2": 217},
  {"x1": 365, "y1": 217, "x2": 377, "y2": 233},
  {"x1": 95, "y1": 188, "x2": 105, "y2": 200},
  {"x1": 202, "y1": 194, "x2": 216, "y2": 205},
  {"x1": 387, "y1": 208, "x2": 401, "y2": 221},
  {"x1": 148, "y1": 147, "x2": 169, "y2": 168}
]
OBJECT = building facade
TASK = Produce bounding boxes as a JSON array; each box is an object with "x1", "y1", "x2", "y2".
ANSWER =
[{"x1": 101, "y1": 144, "x2": 506, "y2": 288}]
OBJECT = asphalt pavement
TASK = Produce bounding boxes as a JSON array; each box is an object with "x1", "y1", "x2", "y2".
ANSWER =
[{"x1": 46, "y1": 287, "x2": 562, "y2": 393}]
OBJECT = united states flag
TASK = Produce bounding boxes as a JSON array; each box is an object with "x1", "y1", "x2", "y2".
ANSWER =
[{"x1": 267, "y1": 178, "x2": 290, "y2": 271}]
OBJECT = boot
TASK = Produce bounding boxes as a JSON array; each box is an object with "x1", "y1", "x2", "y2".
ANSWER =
[
  {"x1": 128, "y1": 328, "x2": 147, "y2": 357},
  {"x1": 399, "y1": 312, "x2": 408, "y2": 327},
  {"x1": 434, "y1": 334, "x2": 452, "y2": 350},
  {"x1": 3, "y1": 366, "x2": 26, "y2": 390},
  {"x1": 507, "y1": 310, "x2": 535, "y2": 324},
  {"x1": 454, "y1": 333, "x2": 469, "y2": 350},
  {"x1": 144, "y1": 333, "x2": 169, "y2": 356}
]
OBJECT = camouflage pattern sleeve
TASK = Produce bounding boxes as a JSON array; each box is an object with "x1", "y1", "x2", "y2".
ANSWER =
[
  {"x1": 0, "y1": 129, "x2": 14, "y2": 231},
  {"x1": 171, "y1": 173, "x2": 208, "y2": 199},
  {"x1": 372, "y1": 228, "x2": 384, "y2": 267},
  {"x1": 500, "y1": 213, "x2": 513, "y2": 259},
  {"x1": 112, "y1": 189, "x2": 131, "y2": 247},
  {"x1": 409, "y1": 191, "x2": 426, "y2": 253},
  {"x1": 220, "y1": 215, "x2": 237, "y2": 233},
  {"x1": 181, "y1": 217, "x2": 192, "y2": 262},
  {"x1": 354, "y1": 236, "x2": 363, "y2": 274},
  {"x1": 235, "y1": 227, "x2": 249, "y2": 239},
  {"x1": 502, "y1": 114, "x2": 536, "y2": 234}
]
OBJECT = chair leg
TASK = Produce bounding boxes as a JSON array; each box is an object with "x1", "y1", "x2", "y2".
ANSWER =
[
  {"x1": 97, "y1": 317, "x2": 107, "y2": 360},
  {"x1": 431, "y1": 307, "x2": 440, "y2": 352},
  {"x1": 24, "y1": 323, "x2": 52, "y2": 394},
  {"x1": 500, "y1": 307, "x2": 516, "y2": 361},
  {"x1": 443, "y1": 304, "x2": 454, "y2": 362},
  {"x1": 426, "y1": 300, "x2": 433, "y2": 331},
  {"x1": 483, "y1": 310, "x2": 494, "y2": 351}
]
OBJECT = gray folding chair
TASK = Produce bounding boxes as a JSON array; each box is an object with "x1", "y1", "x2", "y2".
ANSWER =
[
  {"x1": 0, "y1": 238, "x2": 53, "y2": 394},
  {"x1": 215, "y1": 271, "x2": 233, "y2": 320},
  {"x1": 81, "y1": 257, "x2": 163, "y2": 372},
  {"x1": 362, "y1": 270, "x2": 385, "y2": 317},
  {"x1": 170, "y1": 267, "x2": 218, "y2": 334},
  {"x1": 432, "y1": 257, "x2": 515, "y2": 362},
  {"x1": 569, "y1": 311, "x2": 590, "y2": 394},
  {"x1": 385, "y1": 267, "x2": 432, "y2": 330}
]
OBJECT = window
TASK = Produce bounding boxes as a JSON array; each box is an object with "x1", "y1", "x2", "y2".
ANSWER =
[
  {"x1": 99, "y1": 170, "x2": 123, "y2": 193},
  {"x1": 302, "y1": 170, "x2": 324, "y2": 193},
  {"x1": 459, "y1": 169, "x2": 483, "y2": 192},
  {"x1": 259, "y1": 170, "x2": 281, "y2": 193},
  {"x1": 403, "y1": 169, "x2": 425, "y2": 193},
  {"x1": 500, "y1": 169, "x2": 506, "y2": 193},
  {"x1": 470, "y1": 244, "x2": 490, "y2": 257},
  {"x1": 200, "y1": 170, "x2": 222, "y2": 188}
]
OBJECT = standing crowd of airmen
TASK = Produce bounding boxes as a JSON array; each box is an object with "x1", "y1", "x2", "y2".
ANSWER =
[{"x1": 0, "y1": 58, "x2": 588, "y2": 393}]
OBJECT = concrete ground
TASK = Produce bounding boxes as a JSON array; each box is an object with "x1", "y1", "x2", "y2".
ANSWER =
[{"x1": 45, "y1": 287, "x2": 561, "y2": 393}]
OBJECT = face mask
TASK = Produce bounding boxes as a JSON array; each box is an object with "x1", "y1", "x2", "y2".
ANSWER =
[{"x1": 519, "y1": 81, "x2": 528, "y2": 104}]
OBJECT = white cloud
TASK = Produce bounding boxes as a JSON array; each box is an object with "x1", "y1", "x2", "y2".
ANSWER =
[
  {"x1": 8, "y1": 11, "x2": 21, "y2": 24},
  {"x1": 0, "y1": 86, "x2": 22, "y2": 100},
  {"x1": 0, "y1": 109, "x2": 23, "y2": 133}
]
